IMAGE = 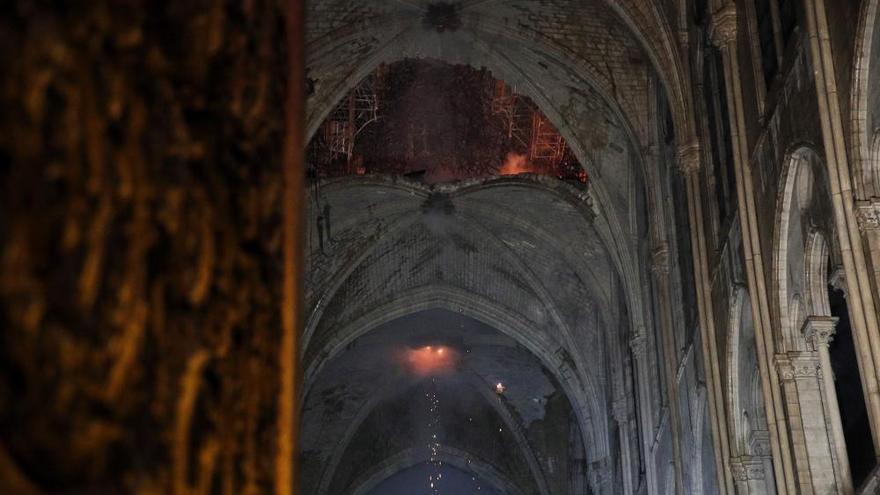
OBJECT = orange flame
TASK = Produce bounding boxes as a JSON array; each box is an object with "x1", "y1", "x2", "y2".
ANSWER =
[{"x1": 498, "y1": 152, "x2": 531, "y2": 175}]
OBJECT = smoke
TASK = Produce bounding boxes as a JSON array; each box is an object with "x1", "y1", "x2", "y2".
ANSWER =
[{"x1": 399, "y1": 345, "x2": 460, "y2": 377}]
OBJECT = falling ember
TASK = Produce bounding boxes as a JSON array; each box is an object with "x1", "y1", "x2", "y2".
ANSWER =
[
  {"x1": 498, "y1": 152, "x2": 531, "y2": 176},
  {"x1": 402, "y1": 345, "x2": 459, "y2": 376},
  {"x1": 427, "y1": 378, "x2": 442, "y2": 495}
]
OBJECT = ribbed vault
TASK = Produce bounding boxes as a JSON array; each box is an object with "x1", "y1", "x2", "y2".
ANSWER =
[
  {"x1": 301, "y1": 174, "x2": 635, "y2": 492},
  {"x1": 301, "y1": 2, "x2": 691, "y2": 493}
]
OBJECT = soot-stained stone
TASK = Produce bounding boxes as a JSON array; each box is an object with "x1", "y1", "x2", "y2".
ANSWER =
[{"x1": 423, "y1": 2, "x2": 462, "y2": 33}]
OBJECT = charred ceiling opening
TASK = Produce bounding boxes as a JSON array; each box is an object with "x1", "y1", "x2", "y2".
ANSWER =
[{"x1": 307, "y1": 59, "x2": 586, "y2": 185}]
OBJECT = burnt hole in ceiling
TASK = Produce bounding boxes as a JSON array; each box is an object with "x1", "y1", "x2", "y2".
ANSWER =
[{"x1": 307, "y1": 59, "x2": 587, "y2": 184}]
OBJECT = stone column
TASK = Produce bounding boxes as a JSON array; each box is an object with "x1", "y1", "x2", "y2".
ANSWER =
[
  {"x1": 804, "y1": 316, "x2": 854, "y2": 494},
  {"x1": 856, "y1": 200, "x2": 880, "y2": 317},
  {"x1": 776, "y1": 352, "x2": 837, "y2": 493},
  {"x1": 630, "y1": 331, "x2": 660, "y2": 495},
  {"x1": 613, "y1": 396, "x2": 635, "y2": 495},
  {"x1": 803, "y1": 0, "x2": 880, "y2": 458},
  {"x1": 730, "y1": 458, "x2": 748, "y2": 494},
  {"x1": 648, "y1": 242, "x2": 686, "y2": 494},
  {"x1": 677, "y1": 143, "x2": 734, "y2": 494},
  {"x1": 710, "y1": 4, "x2": 795, "y2": 492}
]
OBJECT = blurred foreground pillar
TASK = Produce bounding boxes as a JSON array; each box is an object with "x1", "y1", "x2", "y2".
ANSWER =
[{"x1": 277, "y1": 1, "x2": 305, "y2": 494}]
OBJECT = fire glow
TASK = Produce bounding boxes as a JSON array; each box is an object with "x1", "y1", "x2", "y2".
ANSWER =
[
  {"x1": 402, "y1": 345, "x2": 459, "y2": 376},
  {"x1": 498, "y1": 151, "x2": 532, "y2": 176}
]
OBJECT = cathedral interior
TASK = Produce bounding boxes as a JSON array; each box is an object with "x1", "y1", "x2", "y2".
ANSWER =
[{"x1": 5, "y1": 0, "x2": 880, "y2": 494}]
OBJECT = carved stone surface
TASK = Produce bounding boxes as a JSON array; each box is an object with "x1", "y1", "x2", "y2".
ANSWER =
[
  {"x1": 776, "y1": 353, "x2": 822, "y2": 380},
  {"x1": 710, "y1": 4, "x2": 738, "y2": 48},
  {"x1": 629, "y1": 332, "x2": 648, "y2": 358},
  {"x1": 730, "y1": 456, "x2": 766, "y2": 481},
  {"x1": 748, "y1": 430, "x2": 771, "y2": 457},
  {"x1": 650, "y1": 244, "x2": 671, "y2": 275},
  {"x1": 677, "y1": 142, "x2": 702, "y2": 176},
  {"x1": 856, "y1": 198, "x2": 880, "y2": 232},
  {"x1": 802, "y1": 315, "x2": 839, "y2": 349}
]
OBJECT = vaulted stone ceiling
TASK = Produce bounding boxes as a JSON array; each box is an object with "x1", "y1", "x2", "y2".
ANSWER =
[
  {"x1": 302, "y1": 174, "x2": 636, "y2": 493},
  {"x1": 305, "y1": 0, "x2": 694, "y2": 143},
  {"x1": 301, "y1": 2, "x2": 689, "y2": 493},
  {"x1": 302, "y1": 309, "x2": 579, "y2": 495}
]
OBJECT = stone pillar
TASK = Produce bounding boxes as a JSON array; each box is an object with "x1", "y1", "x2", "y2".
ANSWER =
[
  {"x1": 776, "y1": 352, "x2": 837, "y2": 493},
  {"x1": 630, "y1": 331, "x2": 660, "y2": 495},
  {"x1": 709, "y1": 4, "x2": 795, "y2": 492},
  {"x1": 677, "y1": 143, "x2": 734, "y2": 494},
  {"x1": 613, "y1": 396, "x2": 635, "y2": 495},
  {"x1": 856, "y1": 200, "x2": 880, "y2": 318},
  {"x1": 648, "y1": 242, "x2": 686, "y2": 494},
  {"x1": 803, "y1": 0, "x2": 880, "y2": 460},
  {"x1": 804, "y1": 316, "x2": 854, "y2": 494}
]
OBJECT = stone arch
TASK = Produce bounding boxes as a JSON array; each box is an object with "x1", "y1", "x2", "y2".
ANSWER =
[
  {"x1": 347, "y1": 445, "x2": 528, "y2": 495},
  {"x1": 304, "y1": 1, "x2": 694, "y2": 148},
  {"x1": 313, "y1": 365, "x2": 554, "y2": 495},
  {"x1": 302, "y1": 7, "x2": 698, "y2": 491},
  {"x1": 873, "y1": 131, "x2": 880, "y2": 187},
  {"x1": 849, "y1": 0, "x2": 880, "y2": 199},
  {"x1": 772, "y1": 147, "x2": 823, "y2": 351},
  {"x1": 301, "y1": 284, "x2": 611, "y2": 464},
  {"x1": 805, "y1": 230, "x2": 831, "y2": 317},
  {"x1": 303, "y1": 25, "x2": 678, "y2": 358},
  {"x1": 303, "y1": 36, "x2": 647, "y2": 308},
  {"x1": 303, "y1": 175, "x2": 610, "y2": 353},
  {"x1": 301, "y1": 176, "x2": 622, "y2": 399},
  {"x1": 726, "y1": 285, "x2": 769, "y2": 458}
]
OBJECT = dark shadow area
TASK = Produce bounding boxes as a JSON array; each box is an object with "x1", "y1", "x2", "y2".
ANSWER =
[{"x1": 828, "y1": 285, "x2": 875, "y2": 486}]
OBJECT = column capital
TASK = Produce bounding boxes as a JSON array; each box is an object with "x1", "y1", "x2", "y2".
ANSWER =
[
  {"x1": 775, "y1": 352, "x2": 821, "y2": 381},
  {"x1": 729, "y1": 456, "x2": 766, "y2": 481},
  {"x1": 677, "y1": 142, "x2": 701, "y2": 176},
  {"x1": 710, "y1": 4, "x2": 738, "y2": 48},
  {"x1": 740, "y1": 456, "x2": 767, "y2": 480},
  {"x1": 650, "y1": 243, "x2": 670, "y2": 275},
  {"x1": 728, "y1": 459, "x2": 745, "y2": 481},
  {"x1": 802, "y1": 315, "x2": 839, "y2": 349},
  {"x1": 856, "y1": 198, "x2": 880, "y2": 232},
  {"x1": 629, "y1": 331, "x2": 647, "y2": 358}
]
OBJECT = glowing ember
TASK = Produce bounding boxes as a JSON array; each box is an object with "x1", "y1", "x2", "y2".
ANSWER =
[
  {"x1": 498, "y1": 151, "x2": 531, "y2": 175},
  {"x1": 403, "y1": 345, "x2": 458, "y2": 376},
  {"x1": 427, "y1": 378, "x2": 441, "y2": 494}
]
